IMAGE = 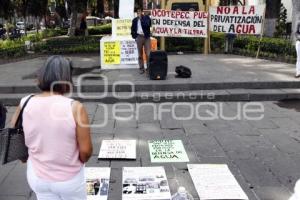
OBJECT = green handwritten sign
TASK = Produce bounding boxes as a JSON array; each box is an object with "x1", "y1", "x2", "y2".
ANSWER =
[{"x1": 148, "y1": 140, "x2": 189, "y2": 163}]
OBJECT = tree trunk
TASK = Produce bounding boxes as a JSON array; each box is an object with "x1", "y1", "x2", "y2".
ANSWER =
[
  {"x1": 36, "y1": 16, "x2": 39, "y2": 34},
  {"x1": 292, "y1": 0, "x2": 300, "y2": 43},
  {"x1": 264, "y1": 0, "x2": 281, "y2": 37},
  {"x1": 4, "y1": 20, "x2": 9, "y2": 39},
  {"x1": 24, "y1": 15, "x2": 27, "y2": 36},
  {"x1": 68, "y1": 0, "x2": 77, "y2": 36},
  {"x1": 97, "y1": 0, "x2": 104, "y2": 18},
  {"x1": 113, "y1": 0, "x2": 119, "y2": 18}
]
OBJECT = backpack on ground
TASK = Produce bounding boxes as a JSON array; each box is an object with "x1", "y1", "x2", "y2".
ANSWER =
[{"x1": 175, "y1": 65, "x2": 192, "y2": 78}]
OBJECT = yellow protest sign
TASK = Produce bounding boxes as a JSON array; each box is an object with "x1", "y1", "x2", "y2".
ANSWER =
[
  {"x1": 114, "y1": 19, "x2": 132, "y2": 37},
  {"x1": 103, "y1": 41, "x2": 121, "y2": 64}
]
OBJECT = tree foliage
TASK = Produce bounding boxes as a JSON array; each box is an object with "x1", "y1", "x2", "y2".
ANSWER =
[
  {"x1": 0, "y1": 0, "x2": 15, "y2": 20},
  {"x1": 274, "y1": 3, "x2": 287, "y2": 38},
  {"x1": 218, "y1": 0, "x2": 245, "y2": 6},
  {"x1": 27, "y1": 0, "x2": 48, "y2": 17}
]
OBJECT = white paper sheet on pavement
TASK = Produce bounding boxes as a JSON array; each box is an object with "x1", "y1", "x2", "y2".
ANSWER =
[{"x1": 188, "y1": 164, "x2": 248, "y2": 200}]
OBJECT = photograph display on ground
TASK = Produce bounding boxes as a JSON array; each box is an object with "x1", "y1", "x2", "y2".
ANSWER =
[
  {"x1": 188, "y1": 164, "x2": 248, "y2": 200},
  {"x1": 122, "y1": 167, "x2": 171, "y2": 200},
  {"x1": 148, "y1": 140, "x2": 189, "y2": 162},
  {"x1": 98, "y1": 140, "x2": 136, "y2": 159},
  {"x1": 85, "y1": 167, "x2": 111, "y2": 200}
]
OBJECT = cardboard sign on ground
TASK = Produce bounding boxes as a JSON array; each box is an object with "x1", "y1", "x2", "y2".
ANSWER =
[
  {"x1": 148, "y1": 140, "x2": 189, "y2": 163},
  {"x1": 98, "y1": 140, "x2": 136, "y2": 160}
]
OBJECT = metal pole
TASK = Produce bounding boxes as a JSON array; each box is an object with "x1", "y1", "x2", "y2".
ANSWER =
[
  {"x1": 160, "y1": 0, "x2": 166, "y2": 50},
  {"x1": 204, "y1": 0, "x2": 210, "y2": 54}
]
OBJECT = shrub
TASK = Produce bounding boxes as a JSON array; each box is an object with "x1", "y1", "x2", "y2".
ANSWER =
[
  {"x1": 0, "y1": 45, "x2": 26, "y2": 58},
  {"x1": 35, "y1": 36, "x2": 102, "y2": 54},
  {"x1": 166, "y1": 37, "x2": 203, "y2": 52},
  {"x1": 233, "y1": 36, "x2": 296, "y2": 58},
  {"x1": 88, "y1": 24, "x2": 112, "y2": 35},
  {"x1": 41, "y1": 28, "x2": 68, "y2": 38},
  {"x1": 211, "y1": 33, "x2": 225, "y2": 52}
]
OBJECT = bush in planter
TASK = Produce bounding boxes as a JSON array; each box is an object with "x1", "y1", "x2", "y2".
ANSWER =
[
  {"x1": 0, "y1": 46, "x2": 26, "y2": 58},
  {"x1": 41, "y1": 28, "x2": 68, "y2": 38},
  {"x1": 211, "y1": 32, "x2": 225, "y2": 52},
  {"x1": 35, "y1": 36, "x2": 102, "y2": 54},
  {"x1": 166, "y1": 37, "x2": 202, "y2": 52},
  {"x1": 88, "y1": 24, "x2": 112, "y2": 35},
  {"x1": 233, "y1": 36, "x2": 296, "y2": 58}
]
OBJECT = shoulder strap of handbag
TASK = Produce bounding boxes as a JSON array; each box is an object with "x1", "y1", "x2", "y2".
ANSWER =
[{"x1": 15, "y1": 95, "x2": 35, "y2": 129}]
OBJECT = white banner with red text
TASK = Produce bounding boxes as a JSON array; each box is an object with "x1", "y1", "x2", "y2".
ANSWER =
[
  {"x1": 209, "y1": 5, "x2": 265, "y2": 35},
  {"x1": 151, "y1": 9, "x2": 208, "y2": 38}
]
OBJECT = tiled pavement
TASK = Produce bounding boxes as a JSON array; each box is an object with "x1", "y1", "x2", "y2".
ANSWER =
[
  {"x1": 0, "y1": 54, "x2": 298, "y2": 86},
  {"x1": 1, "y1": 101, "x2": 300, "y2": 200}
]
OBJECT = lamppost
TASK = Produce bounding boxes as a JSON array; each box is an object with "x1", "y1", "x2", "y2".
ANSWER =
[{"x1": 160, "y1": 0, "x2": 166, "y2": 50}]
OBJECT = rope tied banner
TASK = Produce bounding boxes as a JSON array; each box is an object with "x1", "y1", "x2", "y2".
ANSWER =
[
  {"x1": 151, "y1": 9, "x2": 208, "y2": 38},
  {"x1": 209, "y1": 5, "x2": 265, "y2": 34}
]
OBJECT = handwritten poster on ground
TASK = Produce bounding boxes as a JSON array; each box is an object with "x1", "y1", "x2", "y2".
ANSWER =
[
  {"x1": 151, "y1": 9, "x2": 208, "y2": 38},
  {"x1": 85, "y1": 167, "x2": 111, "y2": 200},
  {"x1": 120, "y1": 40, "x2": 139, "y2": 64},
  {"x1": 112, "y1": 19, "x2": 132, "y2": 37},
  {"x1": 188, "y1": 164, "x2": 249, "y2": 200},
  {"x1": 98, "y1": 140, "x2": 136, "y2": 159},
  {"x1": 122, "y1": 167, "x2": 171, "y2": 200},
  {"x1": 148, "y1": 140, "x2": 189, "y2": 163},
  {"x1": 209, "y1": 5, "x2": 265, "y2": 35},
  {"x1": 103, "y1": 41, "x2": 121, "y2": 64}
]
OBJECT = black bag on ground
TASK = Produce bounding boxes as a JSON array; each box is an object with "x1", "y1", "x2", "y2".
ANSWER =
[
  {"x1": 0, "y1": 95, "x2": 34, "y2": 165},
  {"x1": 148, "y1": 50, "x2": 168, "y2": 80},
  {"x1": 0, "y1": 102, "x2": 7, "y2": 129},
  {"x1": 175, "y1": 65, "x2": 192, "y2": 78}
]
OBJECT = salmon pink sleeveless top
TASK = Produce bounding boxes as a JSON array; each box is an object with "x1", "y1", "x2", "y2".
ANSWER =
[{"x1": 21, "y1": 95, "x2": 83, "y2": 182}]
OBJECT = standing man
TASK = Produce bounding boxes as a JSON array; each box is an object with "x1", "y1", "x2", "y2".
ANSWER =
[
  {"x1": 131, "y1": 8, "x2": 152, "y2": 74},
  {"x1": 296, "y1": 27, "x2": 300, "y2": 78},
  {"x1": 296, "y1": 37, "x2": 300, "y2": 78}
]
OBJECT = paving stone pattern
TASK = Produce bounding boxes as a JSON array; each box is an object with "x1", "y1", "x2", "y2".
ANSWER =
[
  {"x1": 1, "y1": 101, "x2": 300, "y2": 200},
  {"x1": 0, "y1": 54, "x2": 298, "y2": 86}
]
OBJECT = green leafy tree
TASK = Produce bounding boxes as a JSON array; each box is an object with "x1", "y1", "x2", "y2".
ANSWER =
[
  {"x1": 0, "y1": 0, "x2": 14, "y2": 37},
  {"x1": 27, "y1": 0, "x2": 48, "y2": 33},
  {"x1": 97, "y1": 0, "x2": 104, "y2": 17},
  {"x1": 66, "y1": 0, "x2": 88, "y2": 36},
  {"x1": 113, "y1": 0, "x2": 119, "y2": 18},
  {"x1": 0, "y1": 0, "x2": 14, "y2": 20},
  {"x1": 274, "y1": 3, "x2": 287, "y2": 38},
  {"x1": 55, "y1": 1, "x2": 68, "y2": 20},
  {"x1": 14, "y1": 0, "x2": 31, "y2": 35},
  {"x1": 265, "y1": 0, "x2": 281, "y2": 19}
]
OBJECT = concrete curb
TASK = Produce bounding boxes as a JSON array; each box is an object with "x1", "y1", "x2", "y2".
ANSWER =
[
  {"x1": 1, "y1": 81, "x2": 300, "y2": 94},
  {"x1": 1, "y1": 89, "x2": 299, "y2": 106}
]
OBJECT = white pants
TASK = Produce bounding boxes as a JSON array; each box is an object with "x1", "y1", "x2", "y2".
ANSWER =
[
  {"x1": 296, "y1": 41, "x2": 300, "y2": 76},
  {"x1": 27, "y1": 160, "x2": 87, "y2": 200}
]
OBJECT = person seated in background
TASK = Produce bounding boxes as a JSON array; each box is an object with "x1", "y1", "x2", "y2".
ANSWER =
[{"x1": 11, "y1": 55, "x2": 93, "y2": 200}]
